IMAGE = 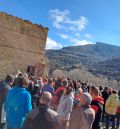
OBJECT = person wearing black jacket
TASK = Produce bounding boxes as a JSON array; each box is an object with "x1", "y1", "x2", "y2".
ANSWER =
[
  {"x1": 22, "y1": 92, "x2": 61, "y2": 129},
  {"x1": 90, "y1": 86, "x2": 104, "y2": 129},
  {"x1": 101, "y1": 87, "x2": 109, "y2": 121}
]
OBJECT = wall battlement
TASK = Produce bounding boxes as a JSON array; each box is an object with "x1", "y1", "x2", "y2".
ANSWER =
[{"x1": 0, "y1": 12, "x2": 48, "y2": 40}]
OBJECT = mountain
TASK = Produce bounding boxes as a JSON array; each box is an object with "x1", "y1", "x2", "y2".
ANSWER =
[
  {"x1": 46, "y1": 42, "x2": 120, "y2": 79},
  {"x1": 89, "y1": 56, "x2": 120, "y2": 81}
]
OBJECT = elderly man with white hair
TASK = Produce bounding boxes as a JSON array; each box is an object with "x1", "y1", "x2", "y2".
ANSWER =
[{"x1": 68, "y1": 93, "x2": 95, "y2": 129}]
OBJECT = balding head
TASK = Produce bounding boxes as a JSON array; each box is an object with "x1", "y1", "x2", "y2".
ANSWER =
[{"x1": 40, "y1": 92, "x2": 52, "y2": 105}]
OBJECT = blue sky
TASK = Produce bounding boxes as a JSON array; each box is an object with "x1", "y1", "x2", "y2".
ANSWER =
[{"x1": 0, "y1": 0, "x2": 120, "y2": 49}]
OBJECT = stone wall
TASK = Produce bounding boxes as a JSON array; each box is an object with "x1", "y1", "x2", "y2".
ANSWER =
[{"x1": 0, "y1": 12, "x2": 48, "y2": 79}]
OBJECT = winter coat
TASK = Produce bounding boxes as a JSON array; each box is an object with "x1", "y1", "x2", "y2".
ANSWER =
[
  {"x1": 22, "y1": 104, "x2": 61, "y2": 129},
  {"x1": 53, "y1": 86, "x2": 65, "y2": 106},
  {"x1": 117, "y1": 96, "x2": 120, "y2": 113},
  {"x1": 57, "y1": 93, "x2": 74, "y2": 121},
  {"x1": 102, "y1": 90, "x2": 109, "y2": 103},
  {"x1": 42, "y1": 84, "x2": 54, "y2": 95},
  {"x1": 117, "y1": 106, "x2": 120, "y2": 114},
  {"x1": 68, "y1": 105, "x2": 95, "y2": 129},
  {"x1": 105, "y1": 93, "x2": 120, "y2": 115},
  {"x1": 91, "y1": 96, "x2": 104, "y2": 129},
  {"x1": 0, "y1": 81, "x2": 11, "y2": 124},
  {"x1": 5, "y1": 86, "x2": 32, "y2": 129}
]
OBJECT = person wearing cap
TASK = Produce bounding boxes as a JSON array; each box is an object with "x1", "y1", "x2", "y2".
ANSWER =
[{"x1": 68, "y1": 93, "x2": 95, "y2": 129}]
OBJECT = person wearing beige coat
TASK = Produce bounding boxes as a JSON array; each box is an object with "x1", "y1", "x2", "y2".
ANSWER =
[
  {"x1": 68, "y1": 93, "x2": 95, "y2": 129},
  {"x1": 105, "y1": 91, "x2": 119, "y2": 115},
  {"x1": 105, "y1": 90, "x2": 120, "y2": 129}
]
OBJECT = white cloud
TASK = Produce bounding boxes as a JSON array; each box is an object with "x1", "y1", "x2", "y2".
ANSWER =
[
  {"x1": 70, "y1": 38, "x2": 80, "y2": 43},
  {"x1": 75, "y1": 33, "x2": 80, "y2": 37},
  {"x1": 75, "y1": 39, "x2": 94, "y2": 46},
  {"x1": 65, "y1": 16, "x2": 88, "y2": 31},
  {"x1": 58, "y1": 33, "x2": 69, "y2": 39},
  {"x1": 85, "y1": 33, "x2": 92, "y2": 39},
  {"x1": 49, "y1": 9, "x2": 69, "y2": 29},
  {"x1": 46, "y1": 37, "x2": 63, "y2": 49},
  {"x1": 49, "y1": 9, "x2": 88, "y2": 31}
]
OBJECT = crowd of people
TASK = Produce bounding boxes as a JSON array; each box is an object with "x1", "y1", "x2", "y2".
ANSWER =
[{"x1": 0, "y1": 72, "x2": 120, "y2": 129}]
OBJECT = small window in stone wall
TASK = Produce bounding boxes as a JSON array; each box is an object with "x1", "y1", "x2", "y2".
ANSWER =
[{"x1": 27, "y1": 65, "x2": 36, "y2": 76}]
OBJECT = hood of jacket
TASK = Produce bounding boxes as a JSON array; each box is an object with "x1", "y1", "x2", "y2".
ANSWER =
[
  {"x1": 65, "y1": 92, "x2": 74, "y2": 99},
  {"x1": 92, "y1": 96, "x2": 104, "y2": 105},
  {"x1": 110, "y1": 93, "x2": 119, "y2": 100},
  {"x1": 59, "y1": 92, "x2": 74, "y2": 103}
]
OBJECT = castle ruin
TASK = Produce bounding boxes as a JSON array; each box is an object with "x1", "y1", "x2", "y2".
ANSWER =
[{"x1": 0, "y1": 12, "x2": 48, "y2": 79}]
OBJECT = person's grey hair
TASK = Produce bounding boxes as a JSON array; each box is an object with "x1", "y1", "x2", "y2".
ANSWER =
[{"x1": 81, "y1": 93, "x2": 92, "y2": 105}]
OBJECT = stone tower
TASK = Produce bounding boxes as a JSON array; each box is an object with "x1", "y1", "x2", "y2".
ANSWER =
[{"x1": 0, "y1": 12, "x2": 48, "y2": 79}]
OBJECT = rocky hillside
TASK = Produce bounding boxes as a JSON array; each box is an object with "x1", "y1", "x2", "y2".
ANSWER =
[
  {"x1": 46, "y1": 42, "x2": 120, "y2": 80},
  {"x1": 89, "y1": 56, "x2": 120, "y2": 80}
]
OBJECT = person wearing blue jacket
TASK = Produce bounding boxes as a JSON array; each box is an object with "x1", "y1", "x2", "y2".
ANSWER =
[
  {"x1": 42, "y1": 78, "x2": 54, "y2": 95},
  {"x1": 5, "y1": 76, "x2": 32, "y2": 129}
]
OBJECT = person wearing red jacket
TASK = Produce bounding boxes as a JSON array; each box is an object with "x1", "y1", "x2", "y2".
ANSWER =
[
  {"x1": 53, "y1": 79, "x2": 68, "y2": 110},
  {"x1": 116, "y1": 90, "x2": 120, "y2": 129},
  {"x1": 90, "y1": 85, "x2": 104, "y2": 129}
]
